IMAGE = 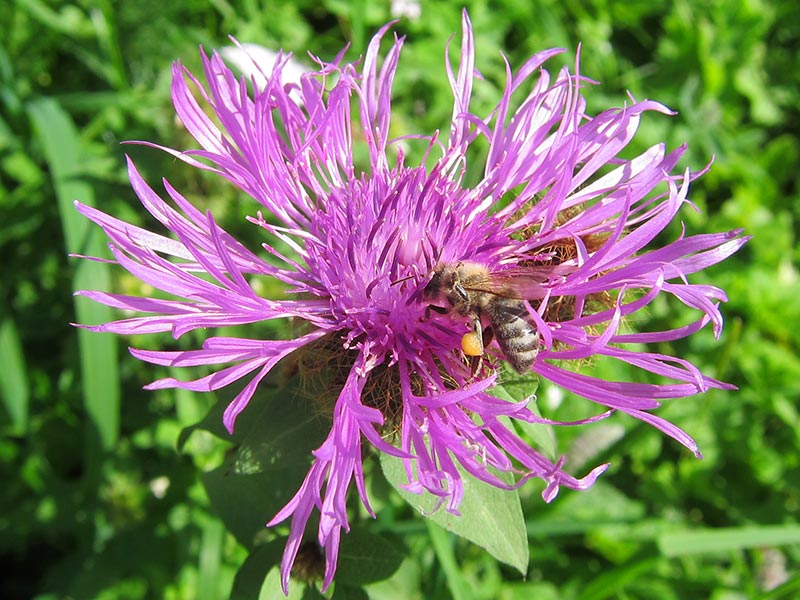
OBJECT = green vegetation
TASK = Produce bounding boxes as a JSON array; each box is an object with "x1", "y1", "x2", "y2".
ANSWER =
[{"x1": 1, "y1": 0, "x2": 798, "y2": 598}]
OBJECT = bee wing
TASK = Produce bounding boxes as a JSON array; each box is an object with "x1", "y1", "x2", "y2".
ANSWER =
[{"x1": 463, "y1": 264, "x2": 575, "y2": 299}]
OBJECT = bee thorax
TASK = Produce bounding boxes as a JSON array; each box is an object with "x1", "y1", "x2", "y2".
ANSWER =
[{"x1": 425, "y1": 261, "x2": 540, "y2": 373}]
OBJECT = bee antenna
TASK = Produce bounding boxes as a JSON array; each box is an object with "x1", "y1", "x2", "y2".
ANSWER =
[{"x1": 390, "y1": 273, "x2": 415, "y2": 287}]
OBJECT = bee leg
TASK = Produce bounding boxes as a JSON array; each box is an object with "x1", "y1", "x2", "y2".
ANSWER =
[
  {"x1": 467, "y1": 354, "x2": 483, "y2": 377},
  {"x1": 461, "y1": 316, "x2": 485, "y2": 378},
  {"x1": 425, "y1": 304, "x2": 449, "y2": 320},
  {"x1": 474, "y1": 322, "x2": 495, "y2": 378}
]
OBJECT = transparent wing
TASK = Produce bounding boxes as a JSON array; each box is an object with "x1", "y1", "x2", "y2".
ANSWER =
[{"x1": 463, "y1": 264, "x2": 575, "y2": 299}]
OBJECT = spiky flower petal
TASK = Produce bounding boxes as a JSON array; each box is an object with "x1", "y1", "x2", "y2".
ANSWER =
[{"x1": 77, "y1": 10, "x2": 747, "y2": 593}]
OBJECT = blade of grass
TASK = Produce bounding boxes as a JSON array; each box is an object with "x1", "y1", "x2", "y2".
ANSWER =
[
  {"x1": 197, "y1": 518, "x2": 225, "y2": 600},
  {"x1": 28, "y1": 97, "x2": 120, "y2": 458},
  {"x1": 349, "y1": 0, "x2": 367, "y2": 55},
  {"x1": 659, "y1": 524, "x2": 800, "y2": 556},
  {"x1": 576, "y1": 556, "x2": 661, "y2": 600},
  {"x1": 89, "y1": 0, "x2": 130, "y2": 90},
  {"x1": 0, "y1": 316, "x2": 30, "y2": 435},
  {"x1": 426, "y1": 521, "x2": 471, "y2": 600},
  {"x1": 755, "y1": 572, "x2": 800, "y2": 600}
]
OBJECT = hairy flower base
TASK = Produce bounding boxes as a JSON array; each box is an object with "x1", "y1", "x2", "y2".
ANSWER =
[{"x1": 77, "y1": 9, "x2": 747, "y2": 594}]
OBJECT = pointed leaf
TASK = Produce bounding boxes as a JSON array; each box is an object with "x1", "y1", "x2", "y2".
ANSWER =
[
  {"x1": 491, "y1": 367, "x2": 557, "y2": 461},
  {"x1": 201, "y1": 380, "x2": 329, "y2": 547},
  {"x1": 380, "y1": 453, "x2": 529, "y2": 575},
  {"x1": 27, "y1": 97, "x2": 120, "y2": 452},
  {"x1": 335, "y1": 528, "x2": 405, "y2": 586},
  {"x1": 230, "y1": 540, "x2": 284, "y2": 600},
  {"x1": 0, "y1": 316, "x2": 29, "y2": 435}
]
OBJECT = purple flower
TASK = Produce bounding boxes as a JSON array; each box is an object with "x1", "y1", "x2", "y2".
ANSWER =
[{"x1": 76, "y1": 11, "x2": 747, "y2": 593}]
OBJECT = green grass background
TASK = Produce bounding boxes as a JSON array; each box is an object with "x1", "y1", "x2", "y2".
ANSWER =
[{"x1": 1, "y1": 0, "x2": 799, "y2": 598}]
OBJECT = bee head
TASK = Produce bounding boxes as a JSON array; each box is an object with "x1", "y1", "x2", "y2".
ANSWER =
[
  {"x1": 423, "y1": 263, "x2": 457, "y2": 297},
  {"x1": 423, "y1": 263, "x2": 472, "y2": 311}
]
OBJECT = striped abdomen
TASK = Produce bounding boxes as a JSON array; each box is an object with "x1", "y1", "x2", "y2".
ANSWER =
[{"x1": 485, "y1": 297, "x2": 540, "y2": 374}]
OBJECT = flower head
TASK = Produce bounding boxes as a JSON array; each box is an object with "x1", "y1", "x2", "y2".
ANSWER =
[{"x1": 76, "y1": 11, "x2": 747, "y2": 593}]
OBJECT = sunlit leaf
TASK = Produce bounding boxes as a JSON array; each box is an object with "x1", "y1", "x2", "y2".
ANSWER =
[
  {"x1": 659, "y1": 525, "x2": 800, "y2": 556},
  {"x1": 380, "y1": 453, "x2": 529, "y2": 575},
  {"x1": 0, "y1": 316, "x2": 29, "y2": 435},
  {"x1": 27, "y1": 97, "x2": 120, "y2": 454}
]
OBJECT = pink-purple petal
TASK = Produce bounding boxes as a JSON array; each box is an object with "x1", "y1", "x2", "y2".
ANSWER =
[{"x1": 74, "y1": 13, "x2": 746, "y2": 594}]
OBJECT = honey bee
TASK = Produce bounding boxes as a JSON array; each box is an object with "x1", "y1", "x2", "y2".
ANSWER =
[{"x1": 423, "y1": 261, "x2": 554, "y2": 374}]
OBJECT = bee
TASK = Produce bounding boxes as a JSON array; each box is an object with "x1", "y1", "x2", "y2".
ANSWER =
[{"x1": 423, "y1": 261, "x2": 553, "y2": 374}]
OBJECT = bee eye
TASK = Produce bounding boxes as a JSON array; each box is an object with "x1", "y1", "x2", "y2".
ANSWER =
[{"x1": 454, "y1": 284, "x2": 469, "y2": 302}]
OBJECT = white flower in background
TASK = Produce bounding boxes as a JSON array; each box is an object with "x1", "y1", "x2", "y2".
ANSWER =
[
  {"x1": 391, "y1": 0, "x2": 421, "y2": 20},
  {"x1": 220, "y1": 42, "x2": 309, "y2": 100}
]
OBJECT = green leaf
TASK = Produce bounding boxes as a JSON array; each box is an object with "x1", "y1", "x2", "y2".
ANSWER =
[
  {"x1": 379, "y1": 452, "x2": 529, "y2": 575},
  {"x1": 201, "y1": 381, "x2": 329, "y2": 548},
  {"x1": 575, "y1": 556, "x2": 662, "y2": 600},
  {"x1": 178, "y1": 382, "x2": 237, "y2": 451},
  {"x1": 197, "y1": 518, "x2": 226, "y2": 600},
  {"x1": 27, "y1": 97, "x2": 120, "y2": 455},
  {"x1": 527, "y1": 481, "x2": 645, "y2": 538},
  {"x1": 0, "y1": 316, "x2": 29, "y2": 435},
  {"x1": 252, "y1": 557, "x2": 313, "y2": 599},
  {"x1": 202, "y1": 461, "x2": 304, "y2": 550},
  {"x1": 426, "y1": 521, "x2": 471, "y2": 600},
  {"x1": 331, "y1": 584, "x2": 369, "y2": 600},
  {"x1": 335, "y1": 528, "x2": 405, "y2": 586},
  {"x1": 230, "y1": 541, "x2": 284, "y2": 600},
  {"x1": 490, "y1": 367, "x2": 557, "y2": 461},
  {"x1": 755, "y1": 573, "x2": 800, "y2": 600},
  {"x1": 658, "y1": 524, "x2": 800, "y2": 556},
  {"x1": 298, "y1": 585, "x2": 325, "y2": 600}
]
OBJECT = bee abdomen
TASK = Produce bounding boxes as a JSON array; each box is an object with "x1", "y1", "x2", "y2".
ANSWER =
[{"x1": 487, "y1": 297, "x2": 540, "y2": 374}]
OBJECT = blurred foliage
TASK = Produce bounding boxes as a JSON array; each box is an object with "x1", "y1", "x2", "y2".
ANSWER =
[{"x1": 1, "y1": 0, "x2": 798, "y2": 598}]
